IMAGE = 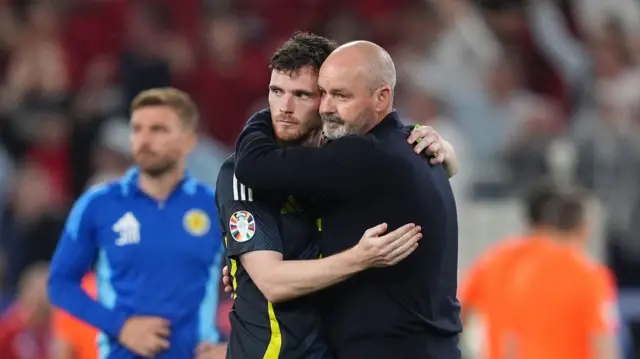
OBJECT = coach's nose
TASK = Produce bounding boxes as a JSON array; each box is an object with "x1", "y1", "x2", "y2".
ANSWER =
[{"x1": 319, "y1": 93, "x2": 335, "y2": 116}]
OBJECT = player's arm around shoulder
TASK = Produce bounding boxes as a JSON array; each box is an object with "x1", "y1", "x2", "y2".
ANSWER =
[
  {"x1": 406, "y1": 124, "x2": 460, "y2": 178},
  {"x1": 233, "y1": 110, "x2": 394, "y2": 199},
  {"x1": 229, "y1": 220, "x2": 423, "y2": 303}
]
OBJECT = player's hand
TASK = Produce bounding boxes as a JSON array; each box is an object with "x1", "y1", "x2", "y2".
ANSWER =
[
  {"x1": 354, "y1": 223, "x2": 422, "y2": 267},
  {"x1": 222, "y1": 266, "x2": 234, "y2": 294},
  {"x1": 194, "y1": 342, "x2": 227, "y2": 359},
  {"x1": 119, "y1": 316, "x2": 171, "y2": 357},
  {"x1": 407, "y1": 125, "x2": 446, "y2": 164}
]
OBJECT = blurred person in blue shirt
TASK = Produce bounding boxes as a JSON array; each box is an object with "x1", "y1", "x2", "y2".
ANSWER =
[{"x1": 48, "y1": 88, "x2": 226, "y2": 359}]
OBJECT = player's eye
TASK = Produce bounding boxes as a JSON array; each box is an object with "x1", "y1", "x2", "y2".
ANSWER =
[
  {"x1": 151, "y1": 126, "x2": 168, "y2": 133},
  {"x1": 295, "y1": 92, "x2": 310, "y2": 100},
  {"x1": 271, "y1": 88, "x2": 284, "y2": 96}
]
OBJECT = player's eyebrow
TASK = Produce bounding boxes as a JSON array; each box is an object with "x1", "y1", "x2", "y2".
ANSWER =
[{"x1": 293, "y1": 89, "x2": 314, "y2": 97}]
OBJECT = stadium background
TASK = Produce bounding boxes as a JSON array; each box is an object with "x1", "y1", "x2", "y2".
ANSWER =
[{"x1": 0, "y1": 0, "x2": 639, "y2": 357}]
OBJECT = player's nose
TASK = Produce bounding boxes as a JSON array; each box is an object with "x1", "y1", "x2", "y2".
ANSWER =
[{"x1": 280, "y1": 94, "x2": 295, "y2": 113}]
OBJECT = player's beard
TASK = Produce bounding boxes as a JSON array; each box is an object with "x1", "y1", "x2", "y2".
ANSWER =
[
  {"x1": 275, "y1": 113, "x2": 322, "y2": 148},
  {"x1": 135, "y1": 151, "x2": 178, "y2": 178},
  {"x1": 321, "y1": 109, "x2": 375, "y2": 140},
  {"x1": 143, "y1": 162, "x2": 177, "y2": 178}
]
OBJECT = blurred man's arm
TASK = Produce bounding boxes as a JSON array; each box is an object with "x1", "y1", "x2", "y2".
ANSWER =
[{"x1": 47, "y1": 188, "x2": 129, "y2": 338}]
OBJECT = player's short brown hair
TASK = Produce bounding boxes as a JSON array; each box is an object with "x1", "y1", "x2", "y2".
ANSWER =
[
  {"x1": 270, "y1": 31, "x2": 337, "y2": 75},
  {"x1": 130, "y1": 87, "x2": 199, "y2": 131}
]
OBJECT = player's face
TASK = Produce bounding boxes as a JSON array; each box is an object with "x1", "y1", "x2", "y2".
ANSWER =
[
  {"x1": 268, "y1": 67, "x2": 322, "y2": 144},
  {"x1": 318, "y1": 63, "x2": 377, "y2": 140},
  {"x1": 130, "y1": 106, "x2": 195, "y2": 177}
]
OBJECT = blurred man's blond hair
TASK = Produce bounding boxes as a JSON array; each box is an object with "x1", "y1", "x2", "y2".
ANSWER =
[{"x1": 131, "y1": 88, "x2": 199, "y2": 131}]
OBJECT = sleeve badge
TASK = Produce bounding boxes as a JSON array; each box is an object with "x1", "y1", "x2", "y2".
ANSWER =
[{"x1": 229, "y1": 210, "x2": 256, "y2": 242}]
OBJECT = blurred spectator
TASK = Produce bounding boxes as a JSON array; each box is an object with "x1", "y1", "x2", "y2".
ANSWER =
[
  {"x1": 397, "y1": 84, "x2": 470, "y2": 197},
  {"x1": 88, "y1": 117, "x2": 132, "y2": 186},
  {"x1": 120, "y1": 1, "x2": 175, "y2": 106},
  {"x1": 186, "y1": 130, "x2": 230, "y2": 188},
  {"x1": 449, "y1": 52, "x2": 559, "y2": 196},
  {"x1": 185, "y1": 14, "x2": 268, "y2": 147},
  {"x1": 0, "y1": 262, "x2": 51, "y2": 359},
  {"x1": 1, "y1": 165, "x2": 64, "y2": 292}
]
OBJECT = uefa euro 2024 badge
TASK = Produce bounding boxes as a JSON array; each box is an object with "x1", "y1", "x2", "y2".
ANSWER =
[{"x1": 229, "y1": 210, "x2": 256, "y2": 242}]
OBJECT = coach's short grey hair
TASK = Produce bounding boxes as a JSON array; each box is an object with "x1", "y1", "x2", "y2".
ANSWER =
[{"x1": 368, "y1": 49, "x2": 396, "y2": 95}]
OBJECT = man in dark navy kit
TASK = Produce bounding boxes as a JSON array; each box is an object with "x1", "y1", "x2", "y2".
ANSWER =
[{"x1": 233, "y1": 41, "x2": 462, "y2": 359}]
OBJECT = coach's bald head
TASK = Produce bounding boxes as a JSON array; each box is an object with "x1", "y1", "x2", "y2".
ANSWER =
[{"x1": 318, "y1": 41, "x2": 397, "y2": 140}]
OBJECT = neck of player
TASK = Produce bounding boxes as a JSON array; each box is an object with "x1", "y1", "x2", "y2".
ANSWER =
[{"x1": 139, "y1": 164, "x2": 186, "y2": 201}]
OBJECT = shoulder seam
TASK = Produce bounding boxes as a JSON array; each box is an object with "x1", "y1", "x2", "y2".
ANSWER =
[{"x1": 232, "y1": 173, "x2": 253, "y2": 202}]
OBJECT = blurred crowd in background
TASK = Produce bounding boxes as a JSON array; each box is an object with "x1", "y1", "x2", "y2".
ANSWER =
[{"x1": 0, "y1": 0, "x2": 639, "y2": 357}]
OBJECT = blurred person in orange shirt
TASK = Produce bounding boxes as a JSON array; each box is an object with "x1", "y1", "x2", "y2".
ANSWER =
[
  {"x1": 0, "y1": 262, "x2": 51, "y2": 359},
  {"x1": 504, "y1": 192, "x2": 620, "y2": 359},
  {"x1": 51, "y1": 273, "x2": 97, "y2": 359},
  {"x1": 459, "y1": 181, "x2": 560, "y2": 359}
]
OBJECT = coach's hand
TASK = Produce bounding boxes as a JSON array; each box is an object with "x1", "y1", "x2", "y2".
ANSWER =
[
  {"x1": 119, "y1": 316, "x2": 171, "y2": 357},
  {"x1": 354, "y1": 223, "x2": 422, "y2": 267},
  {"x1": 407, "y1": 125, "x2": 446, "y2": 164}
]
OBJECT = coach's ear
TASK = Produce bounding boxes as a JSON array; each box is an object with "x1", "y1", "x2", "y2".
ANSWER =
[{"x1": 373, "y1": 85, "x2": 392, "y2": 113}]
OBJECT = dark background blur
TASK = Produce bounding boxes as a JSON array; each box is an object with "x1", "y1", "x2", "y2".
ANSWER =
[{"x1": 0, "y1": 0, "x2": 639, "y2": 357}]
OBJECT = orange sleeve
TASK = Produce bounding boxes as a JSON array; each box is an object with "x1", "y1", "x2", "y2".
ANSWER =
[
  {"x1": 53, "y1": 309, "x2": 81, "y2": 344},
  {"x1": 580, "y1": 266, "x2": 619, "y2": 334},
  {"x1": 459, "y1": 259, "x2": 487, "y2": 309}
]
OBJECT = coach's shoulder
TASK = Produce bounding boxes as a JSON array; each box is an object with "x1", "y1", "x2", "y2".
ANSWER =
[{"x1": 335, "y1": 134, "x2": 399, "y2": 166}]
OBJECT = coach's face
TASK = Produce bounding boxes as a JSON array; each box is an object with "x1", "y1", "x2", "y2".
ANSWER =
[
  {"x1": 318, "y1": 62, "x2": 376, "y2": 140},
  {"x1": 130, "y1": 106, "x2": 195, "y2": 177},
  {"x1": 268, "y1": 66, "x2": 322, "y2": 144}
]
